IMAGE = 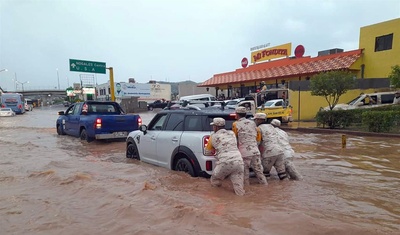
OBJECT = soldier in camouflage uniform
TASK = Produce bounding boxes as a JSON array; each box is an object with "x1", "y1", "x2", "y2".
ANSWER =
[
  {"x1": 232, "y1": 107, "x2": 268, "y2": 186},
  {"x1": 254, "y1": 113, "x2": 288, "y2": 180},
  {"x1": 205, "y1": 117, "x2": 245, "y2": 196},
  {"x1": 271, "y1": 119, "x2": 303, "y2": 180}
]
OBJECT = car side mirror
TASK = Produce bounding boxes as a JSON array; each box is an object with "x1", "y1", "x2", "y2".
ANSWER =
[
  {"x1": 58, "y1": 111, "x2": 65, "y2": 115},
  {"x1": 139, "y1": 125, "x2": 148, "y2": 134}
]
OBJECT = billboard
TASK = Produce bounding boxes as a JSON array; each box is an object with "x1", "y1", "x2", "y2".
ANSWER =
[
  {"x1": 114, "y1": 82, "x2": 151, "y2": 98},
  {"x1": 251, "y1": 43, "x2": 292, "y2": 63}
]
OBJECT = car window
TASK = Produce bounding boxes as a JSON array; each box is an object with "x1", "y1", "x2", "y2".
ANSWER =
[
  {"x1": 348, "y1": 95, "x2": 362, "y2": 105},
  {"x1": 66, "y1": 105, "x2": 75, "y2": 115},
  {"x1": 205, "y1": 115, "x2": 237, "y2": 131},
  {"x1": 184, "y1": 116, "x2": 203, "y2": 131},
  {"x1": 165, "y1": 113, "x2": 184, "y2": 131},
  {"x1": 370, "y1": 95, "x2": 378, "y2": 104},
  {"x1": 73, "y1": 103, "x2": 82, "y2": 115},
  {"x1": 275, "y1": 101, "x2": 283, "y2": 106},
  {"x1": 88, "y1": 103, "x2": 118, "y2": 113},
  {"x1": 264, "y1": 101, "x2": 274, "y2": 106},
  {"x1": 148, "y1": 114, "x2": 168, "y2": 131},
  {"x1": 381, "y1": 94, "x2": 395, "y2": 104}
]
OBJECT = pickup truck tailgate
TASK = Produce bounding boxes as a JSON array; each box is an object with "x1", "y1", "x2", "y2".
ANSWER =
[{"x1": 97, "y1": 115, "x2": 139, "y2": 132}]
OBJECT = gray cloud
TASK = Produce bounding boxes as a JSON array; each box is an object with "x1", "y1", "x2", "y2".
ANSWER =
[{"x1": 0, "y1": 0, "x2": 399, "y2": 90}]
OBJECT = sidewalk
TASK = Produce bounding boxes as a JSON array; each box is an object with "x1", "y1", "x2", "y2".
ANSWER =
[{"x1": 281, "y1": 121, "x2": 400, "y2": 138}]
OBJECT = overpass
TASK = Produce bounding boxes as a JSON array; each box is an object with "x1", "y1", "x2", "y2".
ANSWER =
[
  {"x1": 1, "y1": 89, "x2": 67, "y2": 98},
  {"x1": 0, "y1": 88, "x2": 68, "y2": 106}
]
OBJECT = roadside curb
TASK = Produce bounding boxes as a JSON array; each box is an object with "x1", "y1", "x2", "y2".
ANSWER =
[{"x1": 281, "y1": 126, "x2": 400, "y2": 138}]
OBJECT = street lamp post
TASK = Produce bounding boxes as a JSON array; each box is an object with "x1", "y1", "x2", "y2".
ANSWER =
[
  {"x1": 56, "y1": 68, "x2": 60, "y2": 90},
  {"x1": 66, "y1": 77, "x2": 69, "y2": 87},
  {"x1": 18, "y1": 81, "x2": 29, "y2": 92}
]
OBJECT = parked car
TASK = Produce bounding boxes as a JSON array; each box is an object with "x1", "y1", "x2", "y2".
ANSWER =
[
  {"x1": 258, "y1": 98, "x2": 285, "y2": 108},
  {"x1": 63, "y1": 101, "x2": 71, "y2": 107},
  {"x1": 147, "y1": 100, "x2": 169, "y2": 110},
  {"x1": 225, "y1": 98, "x2": 245, "y2": 109},
  {"x1": 126, "y1": 104, "x2": 237, "y2": 177},
  {"x1": 179, "y1": 94, "x2": 216, "y2": 102},
  {"x1": 0, "y1": 108, "x2": 16, "y2": 117},
  {"x1": 56, "y1": 101, "x2": 142, "y2": 142},
  {"x1": 24, "y1": 99, "x2": 34, "y2": 111},
  {"x1": 323, "y1": 91, "x2": 396, "y2": 111}
]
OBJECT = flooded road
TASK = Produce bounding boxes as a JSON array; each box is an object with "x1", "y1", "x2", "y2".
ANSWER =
[{"x1": 1, "y1": 106, "x2": 399, "y2": 235}]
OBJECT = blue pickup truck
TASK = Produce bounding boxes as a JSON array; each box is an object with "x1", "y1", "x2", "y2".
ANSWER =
[{"x1": 56, "y1": 101, "x2": 142, "y2": 142}]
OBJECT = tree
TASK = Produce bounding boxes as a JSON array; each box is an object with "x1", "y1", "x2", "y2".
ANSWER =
[
  {"x1": 388, "y1": 65, "x2": 400, "y2": 89},
  {"x1": 310, "y1": 70, "x2": 356, "y2": 110}
]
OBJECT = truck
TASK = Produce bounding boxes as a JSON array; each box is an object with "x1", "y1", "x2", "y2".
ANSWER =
[
  {"x1": 56, "y1": 101, "x2": 142, "y2": 142},
  {"x1": 237, "y1": 88, "x2": 293, "y2": 123}
]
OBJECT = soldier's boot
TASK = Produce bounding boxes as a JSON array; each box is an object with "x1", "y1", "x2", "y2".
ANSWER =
[{"x1": 285, "y1": 161, "x2": 303, "y2": 180}]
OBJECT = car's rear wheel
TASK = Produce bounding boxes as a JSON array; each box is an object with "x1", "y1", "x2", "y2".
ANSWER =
[
  {"x1": 126, "y1": 142, "x2": 140, "y2": 160},
  {"x1": 175, "y1": 158, "x2": 195, "y2": 177},
  {"x1": 57, "y1": 125, "x2": 65, "y2": 135},
  {"x1": 80, "y1": 129, "x2": 94, "y2": 142}
]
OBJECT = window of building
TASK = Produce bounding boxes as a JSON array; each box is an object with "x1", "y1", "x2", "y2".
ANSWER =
[{"x1": 375, "y1": 33, "x2": 393, "y2": 52}]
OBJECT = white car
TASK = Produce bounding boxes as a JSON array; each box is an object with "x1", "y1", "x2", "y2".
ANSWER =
[
  {"x1": 0, "y1": 108, "x2": 16, "y2": 117},
  {"x1": 225, "y1": 98, "x2": 245, "y2": 109},
  {"x1": 126, "y1": 106, "x2": 237, "y2": 177},
  {"x1": 323, "y1": 92, "x2": 396, "y2": 111},
  {"x1": 258, "y1": 98, "x2": 285, "y2": 108}
]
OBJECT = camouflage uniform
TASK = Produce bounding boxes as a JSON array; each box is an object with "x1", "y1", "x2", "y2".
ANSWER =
[
  {"x1": 206, "y1": 118, "x2": 245, "y2": 196},
  {"x1": 275, "y1": 127, "x2": 303, "y2": 180},
  {"x1": 258, "y1": 123, "x2": 288, "y2": 180},
  {"x1": 233, "y1": 116, "x2": 267, "y2": 185}
]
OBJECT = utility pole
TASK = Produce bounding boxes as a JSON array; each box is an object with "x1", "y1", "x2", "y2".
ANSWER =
[
  {"x1": 56, "y1": 68, "x2": 60, "y2": 90},
  {"x1": 15, "y1": 72, "x2": 18, "y2": 91}
]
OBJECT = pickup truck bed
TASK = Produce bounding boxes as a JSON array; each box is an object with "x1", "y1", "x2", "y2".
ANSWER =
[{"x1": 56, "y1": 101, "x2": 142, "y2": 142}]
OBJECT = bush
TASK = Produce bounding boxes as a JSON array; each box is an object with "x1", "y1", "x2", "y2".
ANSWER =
[
  {"x1": 315, "y1": 105, "x2": 400, "y2": 131},
  {"x1": 362, "y1": 110, "x2": 400, "y2": 132},
  {"x1": 315, "y1": 109, "x2": 360, "y2": 129}
]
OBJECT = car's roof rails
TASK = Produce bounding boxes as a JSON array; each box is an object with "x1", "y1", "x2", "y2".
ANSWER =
[
  {"x1": 183, "y1": 105, "x2": 202, "y2": 110},
  {"x1": 165, "y1": 100, "x2": 227, "y2": 110}
]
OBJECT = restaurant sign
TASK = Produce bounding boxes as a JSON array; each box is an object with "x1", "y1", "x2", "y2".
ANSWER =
[{"x1": 251, "y1": 43, "x2": 292, "y2": 63}]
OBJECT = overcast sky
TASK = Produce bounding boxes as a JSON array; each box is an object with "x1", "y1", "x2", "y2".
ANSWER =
[{"x1": 0, "y1": 0, "x2": 399, "y2": 91}]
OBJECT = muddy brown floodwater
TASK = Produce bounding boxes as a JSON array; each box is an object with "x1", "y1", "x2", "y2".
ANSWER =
[{"x1": 0, "y1": 105, "x2": 399, "y2": 235}]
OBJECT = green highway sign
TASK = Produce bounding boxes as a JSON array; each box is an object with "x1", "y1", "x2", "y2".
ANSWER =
[{"x1": 69, "y1": 59, "x2": 106, "y2": 74}]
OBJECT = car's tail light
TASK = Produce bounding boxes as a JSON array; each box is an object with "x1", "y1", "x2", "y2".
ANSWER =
[
  {"x1": 138, "y1": 117, "x2": 142, "y2": 126},
  {"x1": 1, "y1": 104, "x2": 4, "y2": 108},
  {"x1": 18, "y1": 104, "x2": 22, "y2": 109},
  {"x1": 203, "y1": 135, "x2": 215, "y2": 156},
  {"x1": 206, "y1": 160, "x2": 213, "y2": 171},
  {"x1": 95, "y1": 118, "x2": 102, "y2": 129},
  {"x1": 229, "y1": 113, "x2": 237, "y2": 117}
]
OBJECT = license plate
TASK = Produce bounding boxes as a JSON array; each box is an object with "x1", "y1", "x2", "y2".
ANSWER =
[{"x1": 114, "y1": 132, "x2": 127, "y2": 137}]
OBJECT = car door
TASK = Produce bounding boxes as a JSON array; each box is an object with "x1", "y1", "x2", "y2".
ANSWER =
[
  {"x1": 63, "y1": 105, "x2": 76, "y2": 135},
  {"x1": 68, "y1": 103, "x2": 82, "y2": 137},
  {"x1": 139, "y1": 113, "x2": 168, "y2": 165},
  {"x1": 156, "y1": 113, "x2": 184, "y2": 168}
]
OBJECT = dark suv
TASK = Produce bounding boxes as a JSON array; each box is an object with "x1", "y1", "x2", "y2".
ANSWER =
[{"x1": 126, "y1": 104, "x2": 236, "y2": 177}]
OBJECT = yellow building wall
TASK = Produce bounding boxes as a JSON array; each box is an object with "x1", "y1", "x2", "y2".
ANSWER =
[{"x1": 359, "y1": 18, "x2": 400, "y2": 78}]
